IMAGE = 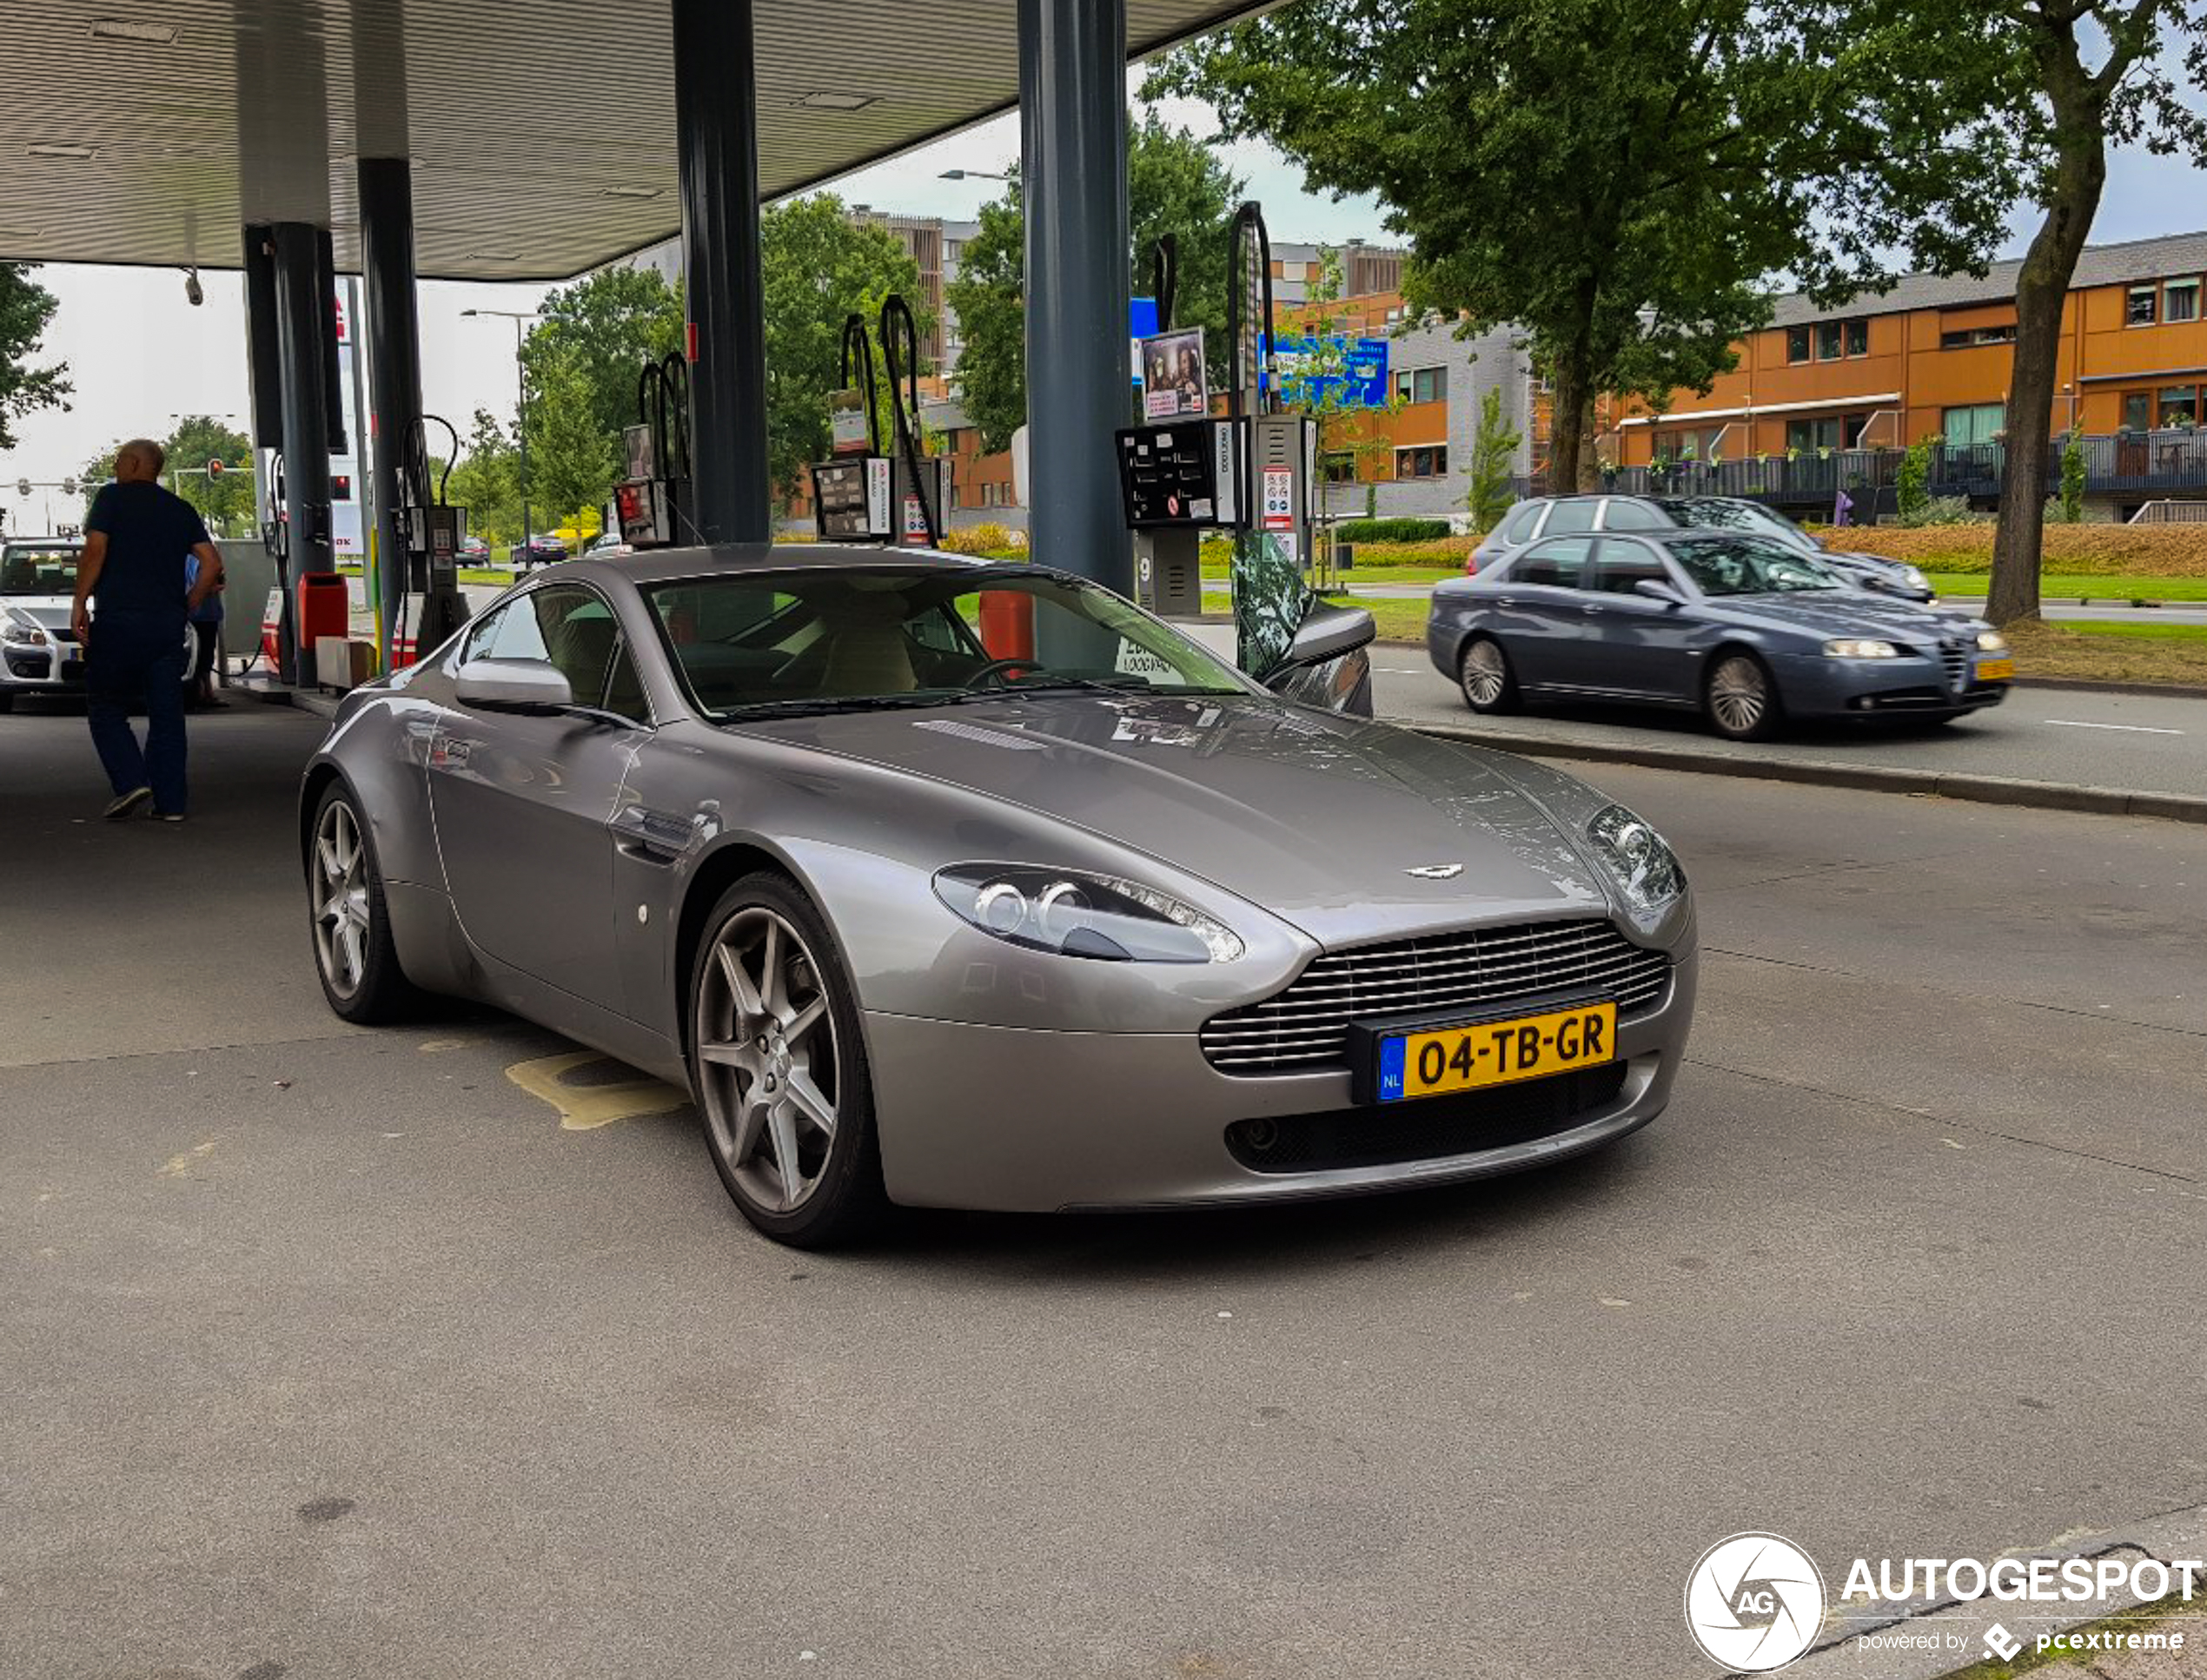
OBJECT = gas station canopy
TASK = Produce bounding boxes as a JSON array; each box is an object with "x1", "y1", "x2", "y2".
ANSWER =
[{"x1": 0, "y1": 0, "x2": 1266, "y2": 281}]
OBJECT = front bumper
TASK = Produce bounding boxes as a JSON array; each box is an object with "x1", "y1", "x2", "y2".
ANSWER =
[
  {"x1": 1777, "y1": 651, "x2": 2009, "y2": 718},
  {"x1": 1, "y1": 638, "x2": 86, "y2": 692},
  {"x1": 865, "y1": 943, "x2": 1697, "y2": 1213}
]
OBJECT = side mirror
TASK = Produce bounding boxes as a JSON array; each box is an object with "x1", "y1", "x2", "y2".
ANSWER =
[
  {"x1": 1633, "y1": 579, "x2": 1687, "y2": 608},
  {"x1": 1275, "y1": 602, "x2": 1376, "y2": 671},
  {"x1": 454, "y1": 657, "x2": 575, "y2": 714}
]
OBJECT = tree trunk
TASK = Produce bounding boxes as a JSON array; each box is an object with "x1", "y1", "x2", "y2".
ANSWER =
[
  {"x1": 1548, "y1": 355, "x2": 1583, "y2": 495},
  {"x1": 1988, "y1": 47, "x2": 2106, "y2": 626}
]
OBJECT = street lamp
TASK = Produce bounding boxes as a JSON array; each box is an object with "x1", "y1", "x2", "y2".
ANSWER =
[
  {"x1": 461, "y1": 307, "x2": 540, "y2": 557},
  {"x1": 938, "y1": 168, "x2": 1011, "y2": 182}
]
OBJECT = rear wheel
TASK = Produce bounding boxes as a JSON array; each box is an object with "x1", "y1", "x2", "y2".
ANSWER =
[
  {"x1": 308, "y1": 782, "x2": 421, "y2": 1022},
  {"x1": 689, "y1": 874, "x2": 885, "y2": 1248},
  {"x1": 1458, "y1": 637, "x2": 1521, "y2": 715},
  {"x1": 1705, "y1": 651, "x2": 1780, "y2": 742}
]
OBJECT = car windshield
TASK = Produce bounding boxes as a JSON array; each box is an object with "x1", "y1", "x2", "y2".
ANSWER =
[
  {"x1": 1667, "y1": 534, "x2": 1843, "y2": 597},
  {"x1": 1650, "y1": 497, "x2": 1819, "y2": 553},
  {"x1": 644, "y1": 565, "x2": 1249, "y2": 718},
  {"x1": 1, "y1": 546, "x2": 83, "y2": 595}
]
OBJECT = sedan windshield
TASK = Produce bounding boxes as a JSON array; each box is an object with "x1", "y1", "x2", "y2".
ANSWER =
[
  {"x1": 1667, "y1": 534, "x2": 1842, "y2": 597},
  {"x1": 1649, "y1": 497, "x2": 1819, "y2": 553},
  {"x1": 1, "y1": 546, "x2": 84, "y2": 595},
  {"x1": 644, "y1": 565, "x2": 1247, "y2": 718}
]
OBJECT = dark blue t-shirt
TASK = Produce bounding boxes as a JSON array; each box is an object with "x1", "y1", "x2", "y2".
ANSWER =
[{"x1": 85, "y1": 480, "x2": 210, "y2": 619}]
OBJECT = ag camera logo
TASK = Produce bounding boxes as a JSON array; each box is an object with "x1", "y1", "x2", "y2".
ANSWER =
[{"x1": 1686, "y1": 1532, "x2": 1826, "y2": 1671}]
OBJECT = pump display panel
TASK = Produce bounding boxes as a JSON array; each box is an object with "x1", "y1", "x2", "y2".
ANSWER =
[{"x1": 1116, "y1": 420, "x2": 1228, "y2": 528}]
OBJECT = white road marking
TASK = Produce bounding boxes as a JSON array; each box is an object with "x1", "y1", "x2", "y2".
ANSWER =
[
  {"x1": 2045, "y1": 719, "x2": 2184, "y2": 736},
  {"x1": 1376, "y1": 666, "x2": 1424, "y2": 675}
]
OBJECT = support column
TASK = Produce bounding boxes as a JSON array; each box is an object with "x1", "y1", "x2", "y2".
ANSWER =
[
  {"x1": 272, "y1": 221, "x2": 336, "y2": 686},
  {"x1": 357, "y1": 157, "x2": 423, "y2": 665},
  {"x1": 1019, "y1": 0, "x2": 1130, "y2": 593},
  {"x1": 673, "y1": 0, "x2": 771, "y2": 546}
]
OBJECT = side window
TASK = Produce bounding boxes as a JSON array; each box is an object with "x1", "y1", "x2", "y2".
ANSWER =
[
  {"x1": 1595, "y1": 546, "x2": 1676, "y2": 594},
  {"x1": 601, "y1": 641, "x2": 650, "y2": 723},
  {"x1": 467, "y1": 585, "x2": 621, "y2": 710},
  {"x1": 1511, "y1": 536, "x2": 1594, "y2": 589},
  {"x1": 1542, "y1": 499, "x2": 1599, "y2": 535},
  {"x1": 1598, "y1": 499, "x2": 1668, "y2": 532},
  {"x1": 1498, "y1": 501, "x2": 1547, "y2": 545}
]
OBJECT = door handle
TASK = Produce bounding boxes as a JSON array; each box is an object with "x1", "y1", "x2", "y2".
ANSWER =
[
  {"x1": 1497, "y1": 596, "x2": 1516, "y2": 608},
  {"x1": 1581, "y1": 604, "x2": 1603, "y2": 615}
]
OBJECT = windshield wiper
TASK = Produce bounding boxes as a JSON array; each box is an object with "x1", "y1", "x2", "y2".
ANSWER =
[
  {"x1": 717, "y1": 693, "x2": 972, "y2": 721},
  {"x1": 988, "y1": 675, "x2": 1151, "y2": 696}
]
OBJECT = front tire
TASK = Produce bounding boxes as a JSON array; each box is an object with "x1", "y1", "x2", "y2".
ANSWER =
[
  {"x1": 688, "y1": 873, "x2": 885, "y2": 1248},
  {"x1": 1458, "y1": 637, "x2": 1521, "y2": 715},
  {"x1": 308, "y1": 782, "x2": 422, "y2": 1022},
  {"x1": 1705, "y1": 651, "x2": 1780, "y2": 742}
]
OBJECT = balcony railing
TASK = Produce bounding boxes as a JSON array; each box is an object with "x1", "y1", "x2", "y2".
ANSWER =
[{"x1": 1577, "y1": 430, "x2": 2207, "y2": 509}]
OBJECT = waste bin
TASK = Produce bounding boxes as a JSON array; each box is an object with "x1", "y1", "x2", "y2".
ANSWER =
[{"x1": 296, "y1": 572, "x2": 349, "y2": 675}]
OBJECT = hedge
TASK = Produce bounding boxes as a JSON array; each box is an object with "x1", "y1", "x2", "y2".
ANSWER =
[
  {"x1": 1335, "y1": 518, "x2": 1455, "y2": 544},
  {"x1": 1827, "y1": 523, "x2": 2207, "y2": 575}
]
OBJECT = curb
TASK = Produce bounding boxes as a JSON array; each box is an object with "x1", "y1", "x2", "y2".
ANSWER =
[{"x1": 1404, "y1": 720, "x2": 2207, "y2": 825}]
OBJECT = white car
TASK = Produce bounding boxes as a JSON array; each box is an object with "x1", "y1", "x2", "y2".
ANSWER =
[{"x1": 0, "y1": 539, "x2": 89, "y2": 710}]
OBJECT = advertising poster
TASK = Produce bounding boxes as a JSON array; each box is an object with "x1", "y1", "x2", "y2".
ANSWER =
[
  {"x1": 1140, "y1": 327, "x2": 1209, "y2": 420},
  {"x1": 829, "y1": 388, "x2": 871, "y2": 453},
  {"x1": 1232, "y1": 527, "x2": 1305, "y2": 678}
]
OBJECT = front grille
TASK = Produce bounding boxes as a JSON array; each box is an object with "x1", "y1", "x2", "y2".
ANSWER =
[
  {"x1": 1939, "y1": 638, "x2": 1969, "y2": 693},
  {"x1": 1224, "y1": 1062, "x2": 1631, "y2": 1173},
  {"x1": 1202, "y1": 917, "x2": 1671, "y2": 1076}
]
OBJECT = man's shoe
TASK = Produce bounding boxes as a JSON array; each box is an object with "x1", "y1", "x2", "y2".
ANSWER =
[
  {"x1": 151, "y1": 811, "x2": 186, "y2": 823},
  {"x1": 103, "y1": 787, "x2": 152, "y2": 820}
]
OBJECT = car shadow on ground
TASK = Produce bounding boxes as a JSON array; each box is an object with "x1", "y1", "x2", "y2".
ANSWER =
[{"x1": 1508, "y1": 698, "x2": 1983, "y2": 747}]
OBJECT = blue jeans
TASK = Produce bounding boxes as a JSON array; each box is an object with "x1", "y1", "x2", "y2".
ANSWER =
[{"x1": 86, "y1": 611, "x2": 189, "y2": 813}]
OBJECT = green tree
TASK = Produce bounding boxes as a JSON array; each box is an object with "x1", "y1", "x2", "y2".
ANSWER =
[
  {"x1": 0, "y1": 264, "x2": 69, "y2": 452},
  {"x1": 525, "y1": 341, "x2": 615, "y2": 532},
  {"x1": 1150, "y1": 0, "x2": 2018, "y2": 492},
  {"x1": 1916, "y1": 0, "x2": 2207, "y2": 621},
  {"x1": 163, "y1": 415, "x2": 255, "y2": 536},
  {"x1": 944, "y1": 113, "x2": 1247, "y2": 453},
  {"x1": 1465, "y1": 387, "x2": 1522, "y2": 529},
  {"x1": 759, "y1": 195, "x2": 925, "y2": 495},
  {"x1": 445, "y1": 408, "x2": 522, "y2": 546},
  {"x1": 519, "y1": 266, "x2": 686, "y2": 462},
  {"x1": 1896, "y1": 439, "x2": 1932, "y2": 522},
  {"x1": 2058, "y1": 429, "x2": 2088, "y2": 526}
]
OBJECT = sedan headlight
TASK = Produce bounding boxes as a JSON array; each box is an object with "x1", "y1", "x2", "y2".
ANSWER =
[
  {"x1": 1899, "y1": 565, "x2": 1931, "y2": 590},
  {"x1": 1824, "y1": 638, "x2": 1899, "y2": 659},
  {"x1": 932, "y1": 864, "x2": 1245, "y2": 963},
  {"x1": 2, "y1": 611, "x2": 47, "y2": 646},
  {"x1": 1977, "y1": 630, "x2": 2008, "y2": 652},
  {"x1": 1586, "y1": 804, "x2": 1685, "y2": 914}
]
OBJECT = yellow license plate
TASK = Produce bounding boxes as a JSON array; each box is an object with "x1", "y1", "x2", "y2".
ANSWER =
[
  {"x1": 1978, "y1": 658, "x2": 2015, "y2": 682},
  {"x1": 1376, "y1": 1002, "x2": 1618, "y2": 1103}
]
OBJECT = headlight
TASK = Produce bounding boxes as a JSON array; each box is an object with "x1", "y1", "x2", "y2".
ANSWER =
[
  {"x1": 1977, "y1": 630, "x2": 2008, "y2": 652},
  {"x1": 1824, "y1": 638, "x2": 1899, "y2": 658},
  {"x1": 1899, "y1": 565, "x2": 1930, "y2": 590},
  {"x1": 1, "y1": 612, "x2": 46, "y2": 646},
  {"x1": 1586, "y1": 804, "x2": 1685, "y2": 914},
  {"x1": 932, "y1": 864, "x2": 1245, "y2": 963}
]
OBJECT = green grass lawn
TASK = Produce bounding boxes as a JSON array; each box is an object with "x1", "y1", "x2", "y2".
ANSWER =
[
  {"x1": 1927, "y1": 571, "x2": 2207, "y2": 603},
  {"x1": 2055, "y1": 618, "x2": 2207, "y2": 640}
]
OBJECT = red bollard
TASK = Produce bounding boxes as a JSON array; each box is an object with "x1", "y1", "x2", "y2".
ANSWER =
[{"x1": 978, "y1": 591, "x2": 1036, "y2": 663}]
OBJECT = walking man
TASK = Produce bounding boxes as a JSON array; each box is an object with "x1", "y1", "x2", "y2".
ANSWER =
[{"x1": 70, "y1": 439, "x2": 224, "y2": 821}]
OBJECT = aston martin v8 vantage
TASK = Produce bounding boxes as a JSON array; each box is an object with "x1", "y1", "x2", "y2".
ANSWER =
[{"x1": 302, "y1": 546, "x2": 1697, "y2": 1246}]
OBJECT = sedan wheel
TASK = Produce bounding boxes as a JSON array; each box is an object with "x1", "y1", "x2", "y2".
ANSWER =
[
  {"x1": 1459, "y1": 637, "x2": 1520, "y2": 714},
  {"x1": 691, "y1": 876, "x2": 885, "y2": 1247},
  {"x1": 1706, "y1": 651, "x2": 1780, "y2": 742},
  {"x1": 308, "y1": 783, "x2": 419, "y2": 1022}
]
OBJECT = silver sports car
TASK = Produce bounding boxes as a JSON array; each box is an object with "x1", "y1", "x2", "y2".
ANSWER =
[{"x1": 302, "y1": 546, "x2": 1698, "y2": 1246}]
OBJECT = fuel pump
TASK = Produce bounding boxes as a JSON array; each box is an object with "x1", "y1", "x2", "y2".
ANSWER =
[
  {"x1": 881, "y1": 294, "x2": 950, "y2": 547},
  {"x1": 1128, "y1": 235, "x2": 1206, "y2": 618},
  {"x1": 614, "y1": 352, "x2": 693, "y2": 548},
  {"x1": 807, "y1": 314, "x2": 893, "y2": 541},
  {"x1": 396, "y1": 413, "x2": 470, "y2": 658}
]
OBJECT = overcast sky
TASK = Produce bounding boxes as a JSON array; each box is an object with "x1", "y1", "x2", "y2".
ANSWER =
[{"x1": 0, "y1": 87, "x2": 2197, "y2": 503}]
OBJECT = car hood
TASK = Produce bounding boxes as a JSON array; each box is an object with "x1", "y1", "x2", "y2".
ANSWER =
[
  {"x1": 737, "y1": 695, "x2": 1617, "y2": 946},
  {"x1": 3, "y1": 598, "x2": 73, "y2": 627},
  {"x1": 1716, "y1": 591, "x2": 1970, "y2": 642}
]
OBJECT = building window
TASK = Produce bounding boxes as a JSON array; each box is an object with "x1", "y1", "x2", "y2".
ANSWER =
[
  {"x1": 2128, "y1": 286, "x2": 2158, "y2": 326},
  {"x1": 1322, "y1": 453, "x2": 1357, "y2": 484},
  {"x1": 1783, "y1": 416, "x2": 1866, "y2": 453},
  {"x1": 1940, "y1": 323, "x2": 2017, "y2": 347},
  {"x1": 1942, "y1": 403, "x2": 2005, "y2": 446},
  {"x1": 2161, "y1": 386, "x2": 2199, "y2": 427},
  {"x1": 2123, "y1": 390, "x2": 2154, "y2": 432},
  {"x1": 2166, "y1": 280, "x2": 2201, "y2": 323},
  {"x1": 1846, "y1": 320, "x2": 1869, "y2": 357},
  {"x1": 1817, "y1": 321, "x2": 1845, "y2": 360},
  {"x1": 1395, "y1": 446, "x2": 1448, "y2": 479},
  {"x1": 1394, "y1": 367, "x2": 1448, "y2": 404},
  {"x1": 1786, "y1": 326, "x2": 1811, "y2": 364}
]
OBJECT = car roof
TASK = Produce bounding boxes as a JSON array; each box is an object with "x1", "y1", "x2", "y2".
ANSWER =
[{"x1": 548, "y1": 541, "x2": 1006, "y2": 590}]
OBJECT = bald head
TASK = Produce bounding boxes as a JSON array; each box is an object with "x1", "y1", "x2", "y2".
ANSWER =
[{"x1": 113, "y1": 439, "x2": 167, "y2": 483}]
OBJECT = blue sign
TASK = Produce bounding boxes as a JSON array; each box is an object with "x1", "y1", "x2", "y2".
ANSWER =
[
  {"x1": 1130, "y1": 296, "x2": 1159, "y2": 387},
  {"x1": 1270, "y1": 334, "x2": 1391, "y2": 409}
]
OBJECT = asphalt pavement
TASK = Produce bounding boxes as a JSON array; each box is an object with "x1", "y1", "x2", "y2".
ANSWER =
[{"x1": 4, "y1": 700, "x2": 2206, "y2": 1679}]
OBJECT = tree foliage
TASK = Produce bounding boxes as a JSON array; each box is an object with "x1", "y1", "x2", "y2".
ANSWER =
[
  {"x1": 445, "y1": 408, "x2": 523, "y2": 546},
  {"x1": 759, "y1": 195, "x2": 925, "y2": 495},
  {"x1": 1466, "y1": 387, "x2": 1522, "y2": 529},
  {"x1": 0, "y1": 263, "x2": 69, "y2": 453},
  {"x1": 79, "y1": 416, "x2": 255, "y2": 536},
  {"x1": 944, "y1": 114, "x2": 1246, "y2": 454},
  {"x1": 1150, "y1": 0, "x2": 2018, "y2": 491},
  {"x1": 526, "y1": 340, "x2": 613, "y2": 533},
  {"x1": 519, "y1": 266, "x2": 686, "y2": 461}
]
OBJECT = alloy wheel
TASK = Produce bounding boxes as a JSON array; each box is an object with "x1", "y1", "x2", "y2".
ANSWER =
[
  {"x1": 1463, "y1": 640, "x2": 1508, "y2": 707},
  {"x1": 1708, "y1": 656, "x2": 1769, "y2": 737},
  {"x1": 312, "y1": 798, "x2": 372, "y2": 997},
  {"x1": 695, "y1": 906, "x2": 840, "y2": 1214}
]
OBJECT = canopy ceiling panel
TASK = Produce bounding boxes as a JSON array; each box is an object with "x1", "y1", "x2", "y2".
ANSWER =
[{"x1": 0, "y1": 0, "x2": 1269, "y2": 279}]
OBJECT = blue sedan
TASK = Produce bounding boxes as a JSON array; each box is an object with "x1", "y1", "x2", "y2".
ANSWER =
[{"x1": 1427, "y1": 529, "x2": 2013, "y2": 741}]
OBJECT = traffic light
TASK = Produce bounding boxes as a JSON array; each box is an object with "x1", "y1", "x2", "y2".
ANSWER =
[
  {"x1": 61, "y1": 478, "x2": 76, "y2": 495},
  {"x1": 208, "y1": 457, "x2": 225, "y2": 478},
  {"x1": 15, "y1": 478, "x2": 27, "y2": 497}
]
